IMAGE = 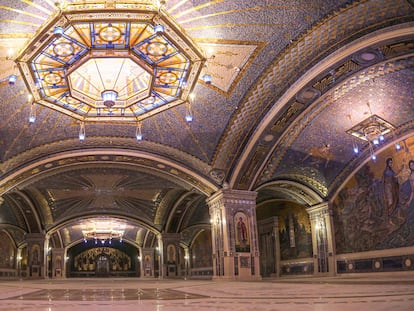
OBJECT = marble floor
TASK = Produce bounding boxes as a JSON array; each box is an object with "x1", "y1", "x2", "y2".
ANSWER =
[{"x1": 0, "y1": 274, "x2": 414, "y2": 310}]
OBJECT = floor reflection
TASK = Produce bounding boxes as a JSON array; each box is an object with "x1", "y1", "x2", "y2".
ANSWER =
[
  {"x1": 1, "y1": 276, "x2": 414, "y2": 311},
  {"x1": 10, "y1": 288, "x2": 207, "y2": 301}
]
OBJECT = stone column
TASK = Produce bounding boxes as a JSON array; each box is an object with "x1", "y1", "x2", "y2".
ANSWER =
[
  {"x1": 156, "y1": 236, "x2": 164, "y2": 279},
  {"x1": 141, "y1": 248, "x2": 155, "y2": 278},
  {"x1": 16, "y1": 247, "x2": 24, "y2": 278},
  {"x1": 258, "y1": 217, "x2": 280, "y2": 277},
  {"x1": 273, "y1": 218, "x2": 281, "y2": 277},
  {"x1": 307, "y1": 202, "x2": 335, "y2": 276},
  {"x1": 137, "y1": 247, "x2": 143, "y2": 277},
  {"x1": 25, "y1": 233, "x2": 46, "y2": 278},
  {"x1": 50, "y1": 248, "x2": 65, "y2": 278},
  {"x1": 207, "y1": 189, "x2": 261, "y2": 280},
  {"x1": 161, "y1": 233, "x2": 181, "y2": 278},
  {"x1": 183, "y1": 246, "x2": 190, "y2": 279}
]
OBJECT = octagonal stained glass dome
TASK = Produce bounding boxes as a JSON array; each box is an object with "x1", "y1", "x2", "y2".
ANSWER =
[
  {"x1": 68, "y1": 57, "x2": 151, "y2": 108},
  {"x1": 16, "y1": 0, "x2": 206, "y2": 122}
]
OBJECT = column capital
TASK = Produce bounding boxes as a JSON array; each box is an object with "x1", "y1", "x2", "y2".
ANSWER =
[
  {"x1": 207, "y1": 189, "x2": 257, "y2": 218},
  {"x1": 142, "y1": 247, "x2": 156, "y2": 253},
  {"x1": 306, "y1": 202, "x2": 330, "y2": 220},
  {"x1": 159, "y1": 233, "x2": 182, "y2": 241},
  {"x1": 257, "y1": 216, "x2": 279, "y2": 233},
  {"x1": 25, "y1": 232, "x2": 47, "y2": 241},
  {"x1": 207, "y1": 189, "x2": 257, "y2": 206}
]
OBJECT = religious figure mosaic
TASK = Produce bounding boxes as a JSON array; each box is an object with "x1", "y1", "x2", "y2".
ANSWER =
[{"x1": 334, "y1": 138, "x2": 414, "y2": 253}]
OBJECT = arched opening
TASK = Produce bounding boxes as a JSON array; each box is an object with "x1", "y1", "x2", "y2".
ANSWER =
[
  {"x1": 67, "y1": 239, "x2": 140, "y2": 278},
  {"x1": 257, "y1": 200, "x2": 313, "y2": 277}
]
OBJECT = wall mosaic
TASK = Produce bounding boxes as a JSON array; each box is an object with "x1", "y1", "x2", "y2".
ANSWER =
[
  {"x1": 0, "y1": 231, "x2": 14, "y2": 269},
  {"x1": 73, "y1": 247, "x2": 132, "y2": 272},
  {"x1": 334, "y1": 137, "x2": 414, "y2": 254},
  {"x1": 277, "y1": 205, "x2": 312, "y2": 261},
  {"x1": 0, "y1": 200, "x2": 18, "y2": 225},
  {"x1": 191, "y1": 230, "x2": 212, "y2": 269},
  {"x1": 234, "y1": 212, "x2": 250, "y2": 253}
]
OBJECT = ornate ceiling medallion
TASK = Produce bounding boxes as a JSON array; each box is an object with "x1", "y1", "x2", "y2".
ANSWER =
[{"x1": 16, "y1": 0, "x2": 206, "y2": 122}]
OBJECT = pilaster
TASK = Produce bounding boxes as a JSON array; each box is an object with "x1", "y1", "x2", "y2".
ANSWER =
[
  {"x1": 307, "y1": 202, "x2": 335, "y2": 276},
  {"x1": 161, "y1": 233, "x2": 182, "y2": 278},
  {"x1": 258, "y1": 216, "x2": 280, "y2": 277},
  {"x1": 157, "y1": 235, "x2": 164, "y2": 278},
  {"x1": 25, "y1": 233, "x2": 47, "y2": 278},
  {"x1": 207, "y1": 189, "x2": 261, "y2": 280},
  {"x1": 50, "y1": 248, "x2": 65, "y2": 278},
  {"x1": 141, "y1": 248, "x2": 155, "y2": 278}
]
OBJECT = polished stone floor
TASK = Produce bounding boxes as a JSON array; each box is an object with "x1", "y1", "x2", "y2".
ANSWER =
[{"x1": 0, "y1": 274, "x2": 414, "y2": 310}]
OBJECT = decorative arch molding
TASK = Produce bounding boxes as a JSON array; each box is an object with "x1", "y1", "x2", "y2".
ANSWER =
[
  {"x1": 46, "y1": 213, "x2": 159, "y2": 254},
  {"x1": 24, "y1": 188, "x2": 54, "y2": 227},
  {"x1": 7, "y1": 190, "x2": 43, "y2": 234},
  {"x1": 165, "y1": 191, "x2": 198, "y2": 233},
  {"x1": 1, "y1": 193, "x2": 30, "y2": 232},
  {"x1": 256, "y1": 180, "x2": 324, "y2": 207},
  {"x1": 181, "y1": 224, "x2": 212, "y2": 248},
  {"x1": 64, "y1": 235, "x2": 143, "y2": 251},
  {"x1": 0, "y1": 149, "x2": 219, "y2": 198},
  {"x1": 49, "y1": 214, "x2": 160, "y2": 241},
  {"x1": 166, "y1": 192, "x2": 207, "y2": 234},
  {"x1": 0, "y1": 226, "x2": 26, "y2": 248},
  {"x1": 50, "y1": 229, "x2": 64, "y2": 250},
  {"x1": 229, "y1": 22, "x2": 414, "y2": 191},
  {"x1": 1, "y1": 137, "x2": 213, "y2": 177},
  {"x1": 65, "y1": 239, "x2": 142, "y2": 251},
  {"x1": 142, "y1": 230, "x2": 159, "y2": 249},
  {"x1": 154, "y1": 189, "x2": 187, "y2": 228}
]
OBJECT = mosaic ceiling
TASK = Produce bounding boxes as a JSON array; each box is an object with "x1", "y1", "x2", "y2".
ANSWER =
[
  {"x1": 0, "y1": 0, "x2": 414, "y2": 247},
  {"x1": 16, "y1": 3, "x2": 204, "y2": 121}
]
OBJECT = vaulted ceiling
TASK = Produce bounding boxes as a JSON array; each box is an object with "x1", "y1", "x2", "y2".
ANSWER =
[{"x1": 1, "y1": 0, "x2": 414, "y2": 248}]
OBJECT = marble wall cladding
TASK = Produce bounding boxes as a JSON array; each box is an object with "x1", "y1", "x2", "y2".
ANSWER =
[
  {"x1": 337, "y1": 255, "x2": 414, "y2": 273},
  {"x1": 280, "y1": 261, "x2": 314, "y2": 276}
]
